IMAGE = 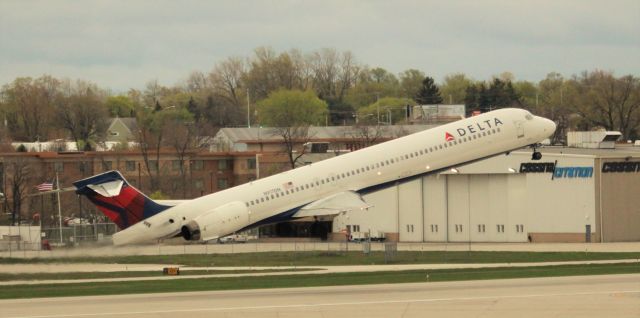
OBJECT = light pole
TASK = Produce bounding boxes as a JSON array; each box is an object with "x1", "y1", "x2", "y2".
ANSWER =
[{"x1": 255, "y1": 153, "x2": 262, "y2": 179}]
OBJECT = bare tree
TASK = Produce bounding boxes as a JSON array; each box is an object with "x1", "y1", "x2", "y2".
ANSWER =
[
  {"x1": 271, "y1": 126, "x2": 314, "y2": 169},
  {"x1": 5, "y1": 159, "x2": 32, "y2": 225},
  {"x1": 55, "y1": 80, "x2": 108, "y2": 150},
  {"x1": 346, "y1": 124, "x2": 387, "y2": 151},
  {"x1": 2, "y1": 76, "x2": 58, "y2": 141},
  {"x1": 568, "y1": 71, "x2": 640, "y2": 139}
]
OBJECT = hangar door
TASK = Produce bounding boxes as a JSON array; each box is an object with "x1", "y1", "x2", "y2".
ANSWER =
[
  {"x1": 447, "y1": 175, "x2": 470, "y2": 242},
  {"x1": 398, "y1": 179, "x2": 423, "y2": 242}
]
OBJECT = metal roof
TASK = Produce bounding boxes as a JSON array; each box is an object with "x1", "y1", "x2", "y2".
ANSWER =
[{"x1": 216, "y1": 125, "x2": 438, "y2": 143}]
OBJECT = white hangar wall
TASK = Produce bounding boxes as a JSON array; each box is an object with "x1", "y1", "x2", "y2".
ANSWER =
[{"x1": 332, "y1": 151, "x2": 597, "y2": 243}]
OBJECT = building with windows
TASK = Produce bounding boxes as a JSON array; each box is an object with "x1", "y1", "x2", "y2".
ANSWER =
[
  {"x1": 0, "y1": 150, "x2": 290, "y2": 225},
  {"x1": 331, "y1": 146, "x2": 640, "y2": 243}
]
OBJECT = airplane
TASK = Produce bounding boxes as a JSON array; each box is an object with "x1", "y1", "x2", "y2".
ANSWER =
[{"x1": 73, "y1": 108, "x2": 556, "y2": 245}]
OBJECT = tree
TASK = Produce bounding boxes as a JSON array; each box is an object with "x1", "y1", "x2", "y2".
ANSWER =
[
  {"x1": 464, "y1": 79, "x2": 521, "y2": 114},
  {"x1": 344, "y1": 67, "x2": 399, "y2": 111},
  {"x1": 414, "y1": 76, "x2": 443, "y2": 104},
  {"x1": 56, "y1": 80, "x2": 108, "y2": 150},
  {"x1": 346, "y1": 124, "x2": 388, "y2": 151},
  {"x1": 257, "y1": 89, "x2": 328, "y2": 168},
  {"x1": 567, "y1": 71, "x2": 640, "y2": 139},
  {"x1": 105, "y1": 95, "x2": 135, "y2": 117},
  {"x1": 5, "y1": 159, "x2": 32, "y2": 225},
  {"x1": 357, "y1": 97, "x2": 416, "y2": 125},
  {"x1": 440, "y1": 73, "x2": 473, "y2": 104},
  {"x1": 1, "y1": 76, "x2": 59, "y2": 141},
  {"x1": 163, "y1": 109, "x2": 197, "y2": 198},
  {"x1": 399, "y1": 69, "x2": 425, "y2": 99},
  {"x1": 135, "y1": 104, "x2": 184, "y2": 192}
]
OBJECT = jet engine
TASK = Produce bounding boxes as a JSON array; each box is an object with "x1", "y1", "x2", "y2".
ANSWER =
[{"x1": 180, "y1": 201, "x2": 250, "y2": 242}]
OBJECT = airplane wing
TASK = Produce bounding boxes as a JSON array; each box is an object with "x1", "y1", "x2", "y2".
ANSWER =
[{"x1": 292, "y1": 191, "x2": 371, "y2": 218}]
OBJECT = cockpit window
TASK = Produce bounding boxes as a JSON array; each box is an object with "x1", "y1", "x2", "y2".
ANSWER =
[{"x1": 525, "y1": 112, "x2": 534, "y2": 120}]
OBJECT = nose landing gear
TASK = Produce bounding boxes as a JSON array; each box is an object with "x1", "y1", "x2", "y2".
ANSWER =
[{"x1": 531, "y1": 144, "x2": 542, "y2": 160}]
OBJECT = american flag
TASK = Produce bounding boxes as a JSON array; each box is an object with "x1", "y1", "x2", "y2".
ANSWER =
[{"x1": 35, "y1": 182, "x2": 54, "y2": 192}]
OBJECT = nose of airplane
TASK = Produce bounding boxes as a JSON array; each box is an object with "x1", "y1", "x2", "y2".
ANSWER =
[{"x1": 539, "y1": 117, "x2": 557, "y2": 135}]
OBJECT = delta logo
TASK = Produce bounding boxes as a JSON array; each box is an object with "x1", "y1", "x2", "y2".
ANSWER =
[{"x1": 445, "y1": 132, "x2": 455, "y2": 142}]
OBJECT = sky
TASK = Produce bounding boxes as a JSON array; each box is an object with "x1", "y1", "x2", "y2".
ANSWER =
[{"x1": 1, "y1": 0, "x2": 638, "y2": 92}]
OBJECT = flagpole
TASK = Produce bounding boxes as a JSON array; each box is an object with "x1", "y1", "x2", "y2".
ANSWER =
[{"x1": 56, "y1": 172, "x2": 63, "y2": 244}]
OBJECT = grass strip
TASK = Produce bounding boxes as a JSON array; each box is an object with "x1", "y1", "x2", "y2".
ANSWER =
[
  {"x1": 0, "y1": 262, "x2": 637, "y2": 299},
  {"x1": 0, "y1": 268, "x2": 317, "y2": 281},
  {"x1": 2, "y1": 251, "x2": 640, "y2": 267}
]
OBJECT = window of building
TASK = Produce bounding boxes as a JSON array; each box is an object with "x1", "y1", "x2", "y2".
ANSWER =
[
  {"x1": 192, "y1": 160, "x2": 204, "y2": 170},
  {"x1": 217, "y1": 178, "x2": 228, "y2": 190},
  {"x1": 126, "y1": 161, "x2": 136, "y2": 171},
  {"x1": 102, "y1": 161, "x2": 112, "y2": 171},
  {"x1": 194, "y1": 179, "x2": 204, "y2": 189},
  {"x1": 149, "y1": 160, "x2": 159, "y2": 172},
  {"x1": 218, "y1": 159, "x2": 228, "y2": 170},
  {"x1": 247, "y1": 158, "x2": 256, "y2": 169},
  {"x1": 54, "y1": 162, "x2": 64, "y2": 172},
  {"x1": 172, "y1": 160, "x2": 181, "y2": 171}
]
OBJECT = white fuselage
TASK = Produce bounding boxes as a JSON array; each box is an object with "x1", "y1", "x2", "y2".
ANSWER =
[{"x1": 113, "y1": 108, "x2": 555, "y2": 245}]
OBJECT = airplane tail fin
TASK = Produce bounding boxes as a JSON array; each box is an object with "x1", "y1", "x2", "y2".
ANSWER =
[{"x1": 73, "y1": 171, "x2": 170, "y2": 230}]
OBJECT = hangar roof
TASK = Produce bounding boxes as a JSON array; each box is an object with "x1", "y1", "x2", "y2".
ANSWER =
[{"x1": 539, "y1": 145, "x2": 640, "y2": 158}]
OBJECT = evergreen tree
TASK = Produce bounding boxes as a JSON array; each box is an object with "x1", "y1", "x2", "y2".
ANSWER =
[
  {"x1": 414, "y1": 76, "x2": 443, "y2": 104},
  {"x1": 464, "y1": 85, "x2": 479, "y2": 110}
]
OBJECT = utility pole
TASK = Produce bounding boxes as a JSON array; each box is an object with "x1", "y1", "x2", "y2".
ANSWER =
[{"x1": 247, "y1": 88, "x2": 251, "y2": 128}]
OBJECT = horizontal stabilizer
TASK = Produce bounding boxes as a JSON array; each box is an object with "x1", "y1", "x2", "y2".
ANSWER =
[
  {"x1": 293, "y1": 191, "x2": 371, "y2": 218},
  {"x1": 87, "y1": 180, "x2": 124, "y2": 197}
]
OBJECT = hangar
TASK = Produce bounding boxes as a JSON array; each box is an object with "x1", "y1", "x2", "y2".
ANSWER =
[{"x1": 331, "y1": 146, "x2": 640, "y2": 243}]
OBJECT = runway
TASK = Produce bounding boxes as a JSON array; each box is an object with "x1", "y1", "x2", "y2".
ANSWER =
[{"x1": 1, "y1": 274, "x2": 638, "y2": 318}]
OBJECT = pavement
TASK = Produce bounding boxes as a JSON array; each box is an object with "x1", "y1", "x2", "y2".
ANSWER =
[
  {"x1": 1, "y1": 242, "x2": 640, "y2": 258},
  {"x1": 1, "y1": 274, "x2": 638, "y2": 318}
]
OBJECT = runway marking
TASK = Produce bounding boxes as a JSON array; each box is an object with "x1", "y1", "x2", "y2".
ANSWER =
[{"x1": 4, "y1": 290, "x2": 639, "y2": 318}]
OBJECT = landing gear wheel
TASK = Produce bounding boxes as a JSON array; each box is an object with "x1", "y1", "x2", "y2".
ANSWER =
[{"x1": 530, "y1": 143, "x2": 542, "y2": 160}]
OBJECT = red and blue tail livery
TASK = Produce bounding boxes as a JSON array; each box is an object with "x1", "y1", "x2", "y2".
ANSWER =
[{"x1": 74, "y1": 171, "x2": 170, "y2": 229}]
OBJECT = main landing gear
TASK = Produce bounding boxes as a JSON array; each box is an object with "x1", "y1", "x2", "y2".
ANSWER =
[{"x1": 531, "y1": 144, "x2": 542, "y2": 160}]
